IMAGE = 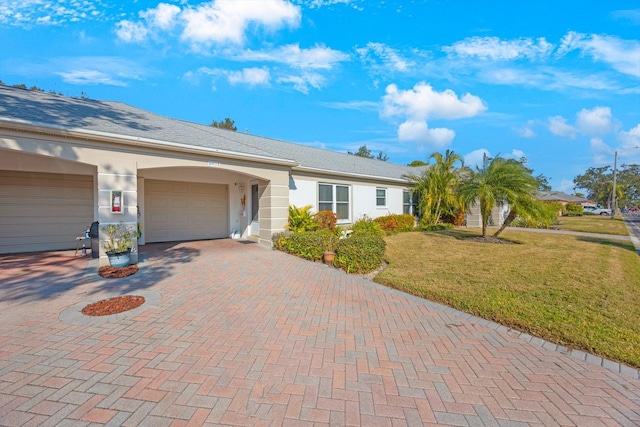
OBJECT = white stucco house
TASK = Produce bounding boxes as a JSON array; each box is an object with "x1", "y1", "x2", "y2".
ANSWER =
[{"x1": 1, "y1": 85, "x2": 438, "y2": 261}]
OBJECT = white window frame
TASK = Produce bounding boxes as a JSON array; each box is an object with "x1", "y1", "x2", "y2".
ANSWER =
[
  {"x1": 376, "y1": 187, "x2": 387, "y2": 208},
  {"x1": 403, "y1": 190, "x2": 419, "y2": 215},
  {"x1": 318, "y1": 183, "x2": 351, "y2": 222}
]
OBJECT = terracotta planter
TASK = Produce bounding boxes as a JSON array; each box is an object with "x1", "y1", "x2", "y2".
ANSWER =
[
  {"x1": 106, "y1": 249, "x2": 131, "y2": 268},
  {"x1": 323, "y1": 251, "x2": 335, "y2": 266}
]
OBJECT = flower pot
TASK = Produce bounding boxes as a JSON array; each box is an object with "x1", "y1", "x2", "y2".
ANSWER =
[
  {"x1": 323, "y1": 251, "x2": 335, "y2": 266},
  {"x1": 106, "y1": 249, "x2": 131, "y2": 268}
]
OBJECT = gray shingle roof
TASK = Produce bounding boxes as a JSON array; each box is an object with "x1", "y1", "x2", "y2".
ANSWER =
[
  {"x1": 0, "y1": 85, "x2": 419, "y2": 182},
  {"x1": 536, "y1": 191, "x2": 589, "y2": 203}
]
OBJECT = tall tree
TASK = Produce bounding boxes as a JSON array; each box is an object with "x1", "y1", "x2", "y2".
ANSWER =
[
  {"x1": 573, "y1": 166, "x2": 613, "y2": 206},
  {"x1": 407, "y1": 160, "x2": 428, "y2": 167},
  {"x1": 211, "y1": 118, "x2": 237, "y2": 131},
  {"x1": 348, "y1": 145, "x2": 388, "y2": 161},
  {"x1": 458, "y1": 157, "x2": 538, "y2": 238},
  {"x1": 404, "y1": 149, "x2": 468, "y2": 225}
]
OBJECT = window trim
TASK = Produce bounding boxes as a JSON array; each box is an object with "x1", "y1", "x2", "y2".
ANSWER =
[
  {"x1": 318, "y1": 183, "x2": 351, "y2": 222},
  {"x1": 403, "y1": 190, "x2": 419, "y2": 216},
  {"x1": 376, "y1": 187, "x2": 387, "y2": 208}
]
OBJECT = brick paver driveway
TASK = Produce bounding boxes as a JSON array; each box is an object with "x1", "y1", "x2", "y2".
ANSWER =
[{"x1": 1, "y1": 239, "x2": 639, "y2": 426}]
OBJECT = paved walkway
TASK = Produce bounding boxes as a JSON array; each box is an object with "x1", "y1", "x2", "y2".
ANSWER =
[{"x1": 0, "y1": 239, "x2": 639, "y2": 426}]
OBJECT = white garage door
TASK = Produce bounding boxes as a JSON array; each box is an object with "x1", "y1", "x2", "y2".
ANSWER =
[
  {"x1": 0, "y1": 171, "x2": 94, "y2": 254},
  {"x1": 145, "y1": 180, "x2": 228, "y2": 243}
]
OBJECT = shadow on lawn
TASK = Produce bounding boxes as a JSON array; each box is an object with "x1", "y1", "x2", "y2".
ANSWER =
[{"x1": 575, "y1": 236, "x2": 640, "y2": 255}]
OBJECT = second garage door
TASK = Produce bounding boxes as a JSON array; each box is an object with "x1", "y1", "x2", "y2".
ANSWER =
[{"x1": 145, "y1": 180, "x2": 228, "y2": 243}]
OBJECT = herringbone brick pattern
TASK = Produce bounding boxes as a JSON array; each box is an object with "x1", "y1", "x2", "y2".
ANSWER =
[{"x1": 0, "y1": 240, "x2": 639, "y2": 426}]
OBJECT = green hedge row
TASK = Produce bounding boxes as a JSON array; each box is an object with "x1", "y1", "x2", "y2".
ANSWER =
[{"x1": 272, "y1": 230, "x2": 386, "y2": 274}]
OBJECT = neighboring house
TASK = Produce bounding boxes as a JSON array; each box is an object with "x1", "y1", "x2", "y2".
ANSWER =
[
  {"x1": 0, "y1": 85, "x2": 426, "y2": 258},
  {"x1": 536, "y1": 191, "x2": 595, "y2": 215}
]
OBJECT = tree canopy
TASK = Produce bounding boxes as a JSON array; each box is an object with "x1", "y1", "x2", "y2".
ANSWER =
[
  {"x1": 211, "y1": 118, "x2": 237, "y2": 131},
  {"x1": 348, "y1": 145, "x2": 388, "y2": 161},
  {"x1": 573, "y1": 164, "x2": 639, "y2": 207},
  {"x1": 458, "y1": 157, "x2": 539, "y2": 238}
]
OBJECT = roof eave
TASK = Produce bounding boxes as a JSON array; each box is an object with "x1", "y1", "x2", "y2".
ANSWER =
[
  {"x1": 0, "y1": 118, "x2": 300, "y2": 167},
  {"x1": 293, "y1": 165, "x2": 411, "y2": 184}
]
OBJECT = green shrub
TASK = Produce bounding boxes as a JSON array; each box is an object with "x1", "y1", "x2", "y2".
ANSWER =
[
  {"x1": 563, "y1": 203, "x2": 583, "y2": 216},
  {"x1": 374, "y1": 214, "x2": 415, "y2": 233},
  {"x1": 314, "y1": 210, "x2": 337, "y2": 232},
  {"x1": 271, "y1": 231, "x2": 291, "y2": 251},
  {"x1": 335, "y1": 234, "x2": 386, "y2": 274},
  {"x1": 417, "y1": 223, "x2": 454, "y2": 231},
  {"x1": 277, "y1": 230, "x2": 336, "y2": 261},
  {"x1": 351, "y1": 217, "x2": 385, "y2": 237},
  {"x1": 287, "y1": 205, "x2": 318, "y2": 232}
]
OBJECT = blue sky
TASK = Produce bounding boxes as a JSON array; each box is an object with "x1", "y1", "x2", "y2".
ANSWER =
[{"x1": 1, "y1": 0, "x2": 639, "y2": 192}]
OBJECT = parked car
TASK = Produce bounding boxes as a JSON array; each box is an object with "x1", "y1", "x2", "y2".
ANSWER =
[{"x1": 583, "y1": 206, "x2": 612, "y2": 216}]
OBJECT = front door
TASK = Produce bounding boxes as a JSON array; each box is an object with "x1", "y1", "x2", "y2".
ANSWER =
[{"x1": 250, "y1": 183, "x2": 259, "y2": 236}]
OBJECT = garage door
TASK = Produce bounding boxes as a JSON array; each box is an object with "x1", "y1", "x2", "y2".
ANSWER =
[
  {"x1": 145, "y1": 180, "x2": 228, "y2": 243},
  {"x1": 0, "y1": 171, "x2": 93, "y2": 254}
]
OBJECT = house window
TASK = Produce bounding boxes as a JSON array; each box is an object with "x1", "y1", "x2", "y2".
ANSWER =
[
  {"x1": 376, "y1": 188, "x2": 387, "y2": 207},
  {"x1": 403, "y1": 190, "x2": 419, "y2": 215},
  {"x1": 319, "y1": 183, "x2": 350, "y2": 221}
]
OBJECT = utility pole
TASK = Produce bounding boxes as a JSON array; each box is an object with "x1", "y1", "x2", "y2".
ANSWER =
[{"x1": 611, "y1": 150, "x2": 617, "y2": 219}]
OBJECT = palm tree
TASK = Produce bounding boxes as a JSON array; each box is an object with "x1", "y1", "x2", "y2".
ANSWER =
[
  {"x1": 458, "y1": 157, "x2": 538, "y2": 238},
  {"x1": 404, "y1": 150, "x2": 468, "y2": 225}
]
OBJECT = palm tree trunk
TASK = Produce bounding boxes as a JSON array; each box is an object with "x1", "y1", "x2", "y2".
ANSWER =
[{"x1": 493, "y1": 210, "x2": 517, "y2": 238}]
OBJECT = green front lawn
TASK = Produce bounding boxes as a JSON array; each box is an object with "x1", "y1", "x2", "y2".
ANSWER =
[
  {"x1": 552, "y1": 215, "x2": 629, "y2": 236},
  {"x1": 375, "y1": 229, "x2": 640, "y2": 368}
]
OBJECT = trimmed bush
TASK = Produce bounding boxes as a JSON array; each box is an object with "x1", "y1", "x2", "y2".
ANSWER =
[
  {"x1": 417, "y1": 223, "x2": 454, "y2": 231},
  {"x1": 314, "y1": 210, "x2": 337, "y2": 231},
  {"x1": 351, "y1": 217, "x2": 385, "y2": 237},
  {"x1": 287, "y1": 205, "x2": 318, "y2": 232},
  {"x1": 277, "y1": 230, "x2": 336, "y2": 261},
  {"x1": 335, "y1": 234, "x2": 386, "y2": 274},
  {"x1": 374, "y1": 214, "x2": 415, "y2": 233}
]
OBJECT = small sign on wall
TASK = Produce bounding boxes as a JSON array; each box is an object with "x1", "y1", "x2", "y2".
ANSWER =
[{"x1": 110, "y1": 190, "x2": 123, "y2": 214}]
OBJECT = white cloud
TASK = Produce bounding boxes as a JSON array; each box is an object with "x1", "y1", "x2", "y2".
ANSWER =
[
  {"x1": 611, "y1": 9, "x2": 640, "y2": 25},
  {"x1": 382, "y1": 82, "x2": 486, "y2": 121},
  {"x1": 558, "y1": 179, "x2": 575, "y2": 193},
  {"x1": 444, "y1": 36, "x2": 554, "y2": 61},
  {"x1": 47, "y1": 56, "x2": 145, "y2": 86},
  {"x1": 181, "y1": 0, "x2": 300, "y2": 46},
  {"x1": 548, "y1": 116, "x2": 577, "y2": 139},
  {"x1": 558, "y1": 31, "x2": 640, "y2": 78},
  {"x1": 356, "y1": 42, "x2": 414, "y2": 72},
  {"x1": 277, "y1": 72, "x2": 326, "y2": 94},
  {"x1": 618, "y1": 124, "x2": 640, "y2": 151},
  {"x1": 576, "y1": 106, "x2": 612, "y2": 136},
  {"x1": 397, "y1": 121, "x2": 455, "y2": 148},
  {"x1": 511, "y1": 149, "x2": 526, "y2": 159},
  {"x1": 115, "y1": 0, "x2": 300, "y2": 46},
  {"x1": 227, "y1": 67, "x2": 270, "y2": 86},
  {"x1": 235, "y1": 44, "x2": 349, "y2": 70},
  {"x1": 56, "y1": 69, "x2": 128, "y2": 86},
  {"x1": 464, "y1": 149, "x2": 491, "y2": 169},
  {"x1": 115, "y1": 20, "x2": 148, "y2": 43},
  {"x1": 0, "y1": 0, "x2": 105, "y2": 27},
  {"x1": 140, "y1": 3, "x2": 180, "y2": 30},
  {"x1": 590, "y1": 137, "x2": 614, "y2": 165},
  {"x1": 516, "y1": 121, "x2": 536, "y2": 138},
  {"x1": 381, "y1": 82, "x2": 486, "y2": 148}
]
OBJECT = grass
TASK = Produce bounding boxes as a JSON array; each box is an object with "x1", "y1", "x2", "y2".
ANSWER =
[
  {"x1": 375, "y1": 229, "x2": 640, "y2": 368},
  {"x1": 552, "y1": 215, "x2": 629, "y2": 236}
]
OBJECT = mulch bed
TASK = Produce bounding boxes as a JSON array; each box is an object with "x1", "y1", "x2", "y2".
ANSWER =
[
  {"x1": 98, "y1": 264, "x2": 139, "y2": 278},
  {"x1": 81, "y1": 295, "x2": 145, "y2": 316},
  {"x1": 464, "y1": 236, "x2": 516, "y2": 244}
]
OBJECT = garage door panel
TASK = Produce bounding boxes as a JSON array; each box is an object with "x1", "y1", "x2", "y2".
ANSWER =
[
  {"x1": 145, "y1": 179, "x2": 228, "y2": 243},
  {"x1": 0, "y1": 172, "x2": 93, "y2": 254}
]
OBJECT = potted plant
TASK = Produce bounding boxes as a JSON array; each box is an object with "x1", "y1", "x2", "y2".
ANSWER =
[
  {"x1": 321, "y1": 232, "x2": 338, "y2": 266},
  {"x1": 101, "y1": 222, "x2": 135, "y2": 268}
]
